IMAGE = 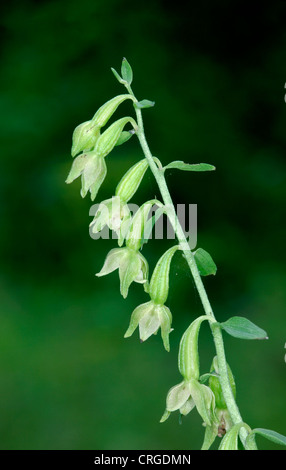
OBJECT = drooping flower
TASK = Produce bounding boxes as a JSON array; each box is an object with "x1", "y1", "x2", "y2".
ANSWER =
[
  {"x1": 160, "y1": 379, "x2": 216, "y2": 427},
  {"x1": 124, "y1": 300, "x2": 172, "y2": 351},
  {"x1": 66, "y1": 150, "x2": 107, "y2": 201},
  {"x1": 90, "y1": 196, "x2": 131, "y2": 245},
  {"x1": 96, "y1": 247, "x2": 148, "y2": 298}
]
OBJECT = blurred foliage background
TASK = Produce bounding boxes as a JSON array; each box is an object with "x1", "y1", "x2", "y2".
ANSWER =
[{"x1": 0, "y1": 0, "x2": 285, "y2": 450}]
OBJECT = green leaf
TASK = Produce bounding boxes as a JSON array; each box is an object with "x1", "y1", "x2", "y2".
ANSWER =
[
  {"x1": 163, "y1": 161, "x2": 215, "y2": 172},
  {"x1": 115, "y1": 131, "x2": 133, "y2": 146},
  {"x1": 111, "y1": 67, "x2": 126, "y2": 84},
  {"x1": 121, "y1": 58, "x2": 133, "y2": 84},
  {"x1": 194, "y1": 248, "x2": 217, "y2": 276},
  {"x1": 247, "y1": 428, "x2": 286, "y2": 448},
  {"x1": 135, "y1": 99, "x2": 155, "y2": 109},
  {"x1": 220, "y1": 316, "x2": 268, "y2": 340}
]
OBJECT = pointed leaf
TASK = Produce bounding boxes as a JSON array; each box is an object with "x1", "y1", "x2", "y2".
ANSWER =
[
  {"x1": 121, "y1": 58, "x2": 133, "y2": 84},
  {"x1": 247, "y1": 428, "x2": 286, "y2": 448},
  {"x1": 164, "y1": 161, "x2": 215, "y2": 172},
  {"x1": 220, "y1": 317, "x2": 268, "y2": 340},
  {"x1": 194, "y1": 248, "x2": 217, "y2": 276},
  {"x1": 135, "y1": 99, "x2": 155, "y2": 109},
  {"x1": 111, "y1": 67, "x2": 126, "y2": 84},
  {"x1": 115, "y1": 130, "x2": 133, "y2": 146}
]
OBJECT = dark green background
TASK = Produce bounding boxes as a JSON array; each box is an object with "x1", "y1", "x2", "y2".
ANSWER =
[{"x1": 0, "y1": 0, "x2": 285, "y2": 450}]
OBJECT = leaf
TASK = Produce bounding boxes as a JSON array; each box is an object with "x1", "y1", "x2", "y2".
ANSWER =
[
  {"x1": 220, "y1": 316, "x2": 268, "y2": 340},
  {"x1": 135, "y1": 99, "x2": 155, "y2": 109},
  {"x1": 247, "y1": 428, "x2": 286, "y2": 448},
  {"x1": 194, "y1": 248, "x2": 217, "y2": 276},
  {"x1": 163, "y1": 161, "x2": 215, "y2": 172},
  {"x1": 111, "y1": 67, "x2": 126, "y2": 84},
  {"x1": 115, "y1": 131, "x2": 133, "y2": 146},
  {"x1": 121, "y1": 58, "x2": 133, "y2": 84}
]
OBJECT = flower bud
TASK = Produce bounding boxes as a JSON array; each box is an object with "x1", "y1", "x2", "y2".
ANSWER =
[
  {"x1": 91, "y1": 94, "x2": 135, "y2": 128},
  {"x1": 178, "y1": 315, "x2": 209, "y2": 381},
  {"x1": 95, "y1": 117, "x2": 137, "y2": 158},
  {"x1": 149, "y1": 246, "x2": 179, "y2": 305},
  {"x1": 115, "y1": 159, "x2": 149, "y2": 204},
  {"x1": 96, "y1": 247, "x2": 148, "y2": 298},
  {"x1": 124, "y1": 301, "x2": 172, "y2": 351},
  {"x1": 125, "y1": 200, "x2": 163, "y2": 251},
  {"x1": 71, "y1": 121, "x2": 100, "y2": 157},
  {"x1": 209, "y1": 356, "x2": 236, "y2": 410},
  {"x1": 125, "y1": 201, "x2": 154, "y2": 251}
]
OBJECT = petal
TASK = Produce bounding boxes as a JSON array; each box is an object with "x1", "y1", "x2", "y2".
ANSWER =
[
  {"x1": 89, "y1": 157, "x2": 107, "y2": 201},
  {"x1": 157, "y1": 305, "x2": 172, "y2": 352},
  {"x1": 134, "y1": 252, "x2": 149, "y2": 284},
  {"x1": 189, "y1": 380, "x2": 215, "y2": 427},
  {"x1": 119, "y1": 250, "x2": 141, "y2": 298},
  {"x1": 66, "y1": 152, "x2": 93, "y2": 184},
  {"x1": 124, "y1": 301, "x2": 153, "y2": 338},
  {"x1": 179, "y1": 397, "x2": 196, "y2": 416},
  {"x1": 90, "y1": 198, "x2": 112, "y2": 233},
  {"x1": 96, "y1": 248, "x2": 126, "y2": 277},
  {"x1": 138, "y1": 306, "x2": 161, "y2": 342},
  {"x1": 80, "y1": 153, "x2": 106, "y2": 200},
  {"x1": 109, "y1": 196, "x2": 124, "y2": 232},
  {"x1": 166, "y1": 381, "x2": 192, "y2": 412},
  {"x1": 160, "y1": 409, "x2": 171, "y2": 423}
]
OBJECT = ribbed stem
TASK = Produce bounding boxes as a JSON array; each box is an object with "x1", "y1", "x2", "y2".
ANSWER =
[{"x1": 126, "y1": 84, "x2": 253, "y2": 449}]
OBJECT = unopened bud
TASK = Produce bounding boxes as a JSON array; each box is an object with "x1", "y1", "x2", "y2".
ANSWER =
[
  {"x1": 125, "y1": 201, "x2": 154, "y2": 251},
  {"x1": 95, "y1": 117, "x2": 137, "y2": 158},
  {"x1": 149, "y1": 245, "x2": 179, "y2": 305},
  {"x1": 209, "y1": 356, "x2": 236, "y2": 410},
  {"x1": 91, "y1": 94, "x2": 135, "y2": 128},
  {"x1": 178, "y1": 316, "x2": 209, "y2": 381},
  {"x1": 115, "y1": 159, "x2": 149, "y2": 203}
]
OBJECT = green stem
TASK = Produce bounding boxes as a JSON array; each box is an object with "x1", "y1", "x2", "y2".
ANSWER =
[{"x1": 126, "y1": 84, "x2": 254, "y2": 449}]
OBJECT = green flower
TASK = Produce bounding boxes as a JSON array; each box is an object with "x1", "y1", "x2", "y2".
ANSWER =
[
  {"x1": 90, "y1": 196, "x2": 131, "y2": 245},
  {"x1": 160, "y1": 379, "x2": 216, "y2": 427},
  {"x1": 124, "y1": 300, "x2": 172, "y2": 351},
  {"x1": 66, "y1": 150, "x2": 107, "y2": 201},
  {"x1": 96, "y1": 247, "x2": 148, "y2": 298}
]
